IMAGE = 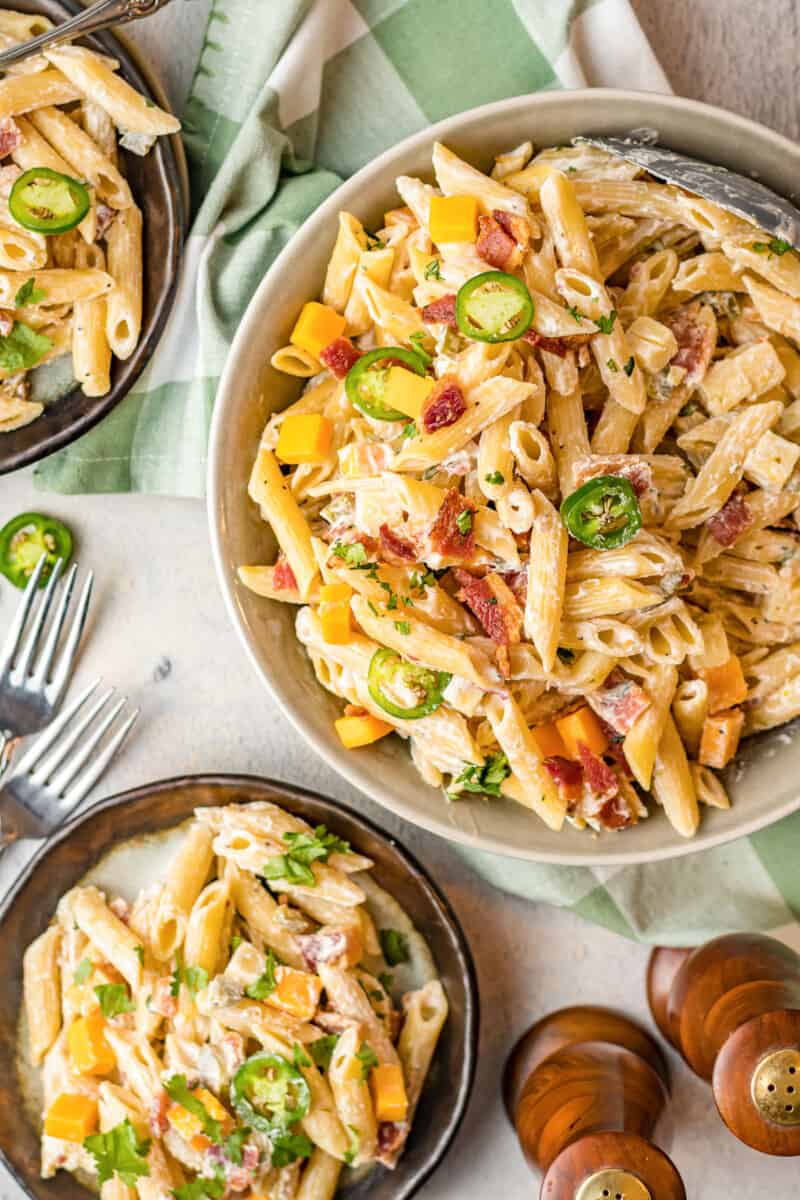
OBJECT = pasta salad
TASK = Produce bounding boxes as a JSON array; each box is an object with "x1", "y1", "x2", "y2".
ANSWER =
[
  {"x1": 241, "y1": 137, "x2": 800, "y2": 839},
  {"x1": 23, "y1": 802, "x2": 448, "y2": 1199},
  {"x1": 0, "y1": 9, "x2": 180, "y2": 433}
]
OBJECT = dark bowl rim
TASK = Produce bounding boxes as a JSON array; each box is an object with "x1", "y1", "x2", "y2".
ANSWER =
[
  {"x1": 0, "y1": 0, "x2": 189, "y2": 475},
  {"x1": 0, "y1": 772, "x2": 480, "y2": 1200}
]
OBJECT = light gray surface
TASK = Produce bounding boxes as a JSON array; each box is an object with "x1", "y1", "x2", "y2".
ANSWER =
[{"x1": 2, "y1": 2, "x2": 799, "y2": 1197}]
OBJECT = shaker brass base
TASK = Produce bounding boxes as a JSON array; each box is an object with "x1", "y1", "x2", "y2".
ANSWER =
[{"x1": 574, "y1": 1167, "x2": 651, "y2": 1200}]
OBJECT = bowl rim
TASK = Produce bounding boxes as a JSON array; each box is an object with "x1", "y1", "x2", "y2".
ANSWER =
[
  {"x1": 0, "y1": 772, "x2": 479, "y2": 1200},
  {"x1": 208, "y1": 87, "x2": 800, "y2": 867},
  {"x1": 0, "y1": 0, "x2": 188, "y2": 475}
]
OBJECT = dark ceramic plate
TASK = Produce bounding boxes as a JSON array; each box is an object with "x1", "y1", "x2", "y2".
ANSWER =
[
  {"x1": 0, "y1": 0, "x2": 187, "y2": 475},
  {"x1": 0, "y1": 775, "x2": 479, "y2": 1200}
]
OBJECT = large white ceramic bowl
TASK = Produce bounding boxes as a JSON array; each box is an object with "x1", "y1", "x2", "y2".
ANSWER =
[{"x1": 208, "y1": 89, "x2": 800, "y2": 866}]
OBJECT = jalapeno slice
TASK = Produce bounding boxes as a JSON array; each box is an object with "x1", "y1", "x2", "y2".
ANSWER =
[
  {"x1": 368, "y1": 647, "x2": 450, "y2": 720},
  {"x1": 560, "y1": 475, "x2": 642, "y2": 550},
  {"x1": 0, "y1": 512, "x2": 73, "y2": 588},
  {"x1": 345, "y1": 346, "x2": 427, "y2": 421},
  {"x1": 455, "y1": 271, "x2": 534, "y2": 343},
  {"x1": 231, "y1": 1053, "x2": 311, "y2": 1135},
  {"x1": 9, "y1": 168, "x2": 91, "y2": 234}
]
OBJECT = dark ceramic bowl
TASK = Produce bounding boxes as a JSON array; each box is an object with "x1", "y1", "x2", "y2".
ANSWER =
[
  {"x1": 0, "y1": 774, "x2": 479, "y2": 1200},
  {"x1": 0, "y1": 0, "x2": 187, "y2": 475}
]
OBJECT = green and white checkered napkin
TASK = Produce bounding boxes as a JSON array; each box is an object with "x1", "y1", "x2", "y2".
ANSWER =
[{"x1": 36, "y1": 0, "x2": 800, "y2": 942}]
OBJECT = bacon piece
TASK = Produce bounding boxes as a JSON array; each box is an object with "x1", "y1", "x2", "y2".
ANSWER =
[
  {"x1": 578, "y1": 743, "x2": 619, "y2": 802},
  {"x1": 522, "y1": 328, "x2": 571, "y2": 357},
  {"x1": 586, "y1": 669, "x2": 651, "y2": 735},
  {"x1": 149, "y1": 1091, "x2": 170, "y2": 1137},
  {"x1": 498, "y1": 567, "x2": 528, "y2": 605},
  {"x1": 573, "y1": 455, "x2": 655, "y2": 501},
  {"x1": 421, "y1": 375, "x2": 466, "y2": 434},
  {"x1": 493, "y1": 209, "x2": 531, "y2": 250},
  {"x1": 95, "y1": 202, "x2": 116, "y2": 241},
  {"x1": 662, "y1": 301, "x2": 716, "y2": 387},
  {"x1": 319, "y1": 336, "x2": 361, "y2": 379},
  {"x1": 376, "y1": 1120, "x2": 408, "y2": 1166},
  {"x1": 0, "y1": 310, "x2": 15, "y2": 338},
  {"x1": 594, "y1": 790, "x2": 637, "y2": 831},
  {"x1": 297, "y1": 929, "x2": 348, "y2": 972},
  {"x1": 476, "y1": 214, "x2": 520, "y2": 271},
  {"x1": 0, "y1": 117, "x2": 22, "y2": 159},
  {"x1": 454, "y1": 568, "x2": 523, "y2": 676},
  {"x1": 422, "y1": 294, "x2": 457, "y2": 328},
  {"x1": 707, "y1": 493, "x2": 753, "y2": 547},
  {"x1": 380, "y1": 523, "x2": 416, "y2": 564},
  {"x1": 273, "y1": 556, "x2": 298, "y2": 591},
  {"x1": 428, "y1": 489, "x2": 476, "y2": 561},
  {"x1": 544, "y1": 755, "x2": 583, "y2": 802}
]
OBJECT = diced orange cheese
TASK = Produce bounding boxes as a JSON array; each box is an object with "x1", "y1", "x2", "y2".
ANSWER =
[
  {"x1": 44, "y1": 1093, "x2": 99, "y2": 1142},
  {"x1": 428, "y1": 194, "x2": 479, "y2": 245},
  {"x1": 290, "y1": 302, "x2": 346, "y2": 360},
  {"x1": 699, "y1": 707, "x2": 744, "y2": 769},
  {"x1": 699, "y1": 655, "x2": 748, "y2": 715},
  {"x1": 381, "y1": 366, "x2": 435, "y2": 421},
  {"x1": 556, "y1": 706, "x2": 608, "y2": 760},
  {"x1": 529, "y1": 722, "x2": 567, "y2": 760},
  {"x1": 335, "y1": 713, "x2": 394, "y2": 748},
  {"x1": 370, "y1": 1064, "x2": 409, "y2": 1123},
  {"x1": 167, "y1": 1087, "x2": 233, "y2": 1152},
  {"x1": 320, "y1": 583, "x2": 353, "y2": 645},
  {"x1": 269, "y1": 967, "x2": 323, "y2": 1021},
  {"x1": 276, "y1": 413, "x2": 333, "y2": 465},
  {"x1": 67, "y1": 1009, "x2": 116, "y2": 1077}
]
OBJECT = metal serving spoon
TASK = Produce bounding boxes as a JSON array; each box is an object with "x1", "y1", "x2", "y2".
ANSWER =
[
  {"x1": 0, "y1": 0, "x2": 177, "y2": 70},
  {"x1": 576, "y1": 131, "x2": 800, "y2": 251}
]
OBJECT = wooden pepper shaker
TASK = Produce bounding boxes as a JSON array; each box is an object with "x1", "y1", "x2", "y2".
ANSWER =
[
  {"x1": 647, "y1": 932, "x2": 800, "y2": 1154},
  {"x1": 504, "y1": 1005, "x2": 686, "y2": 1198}
]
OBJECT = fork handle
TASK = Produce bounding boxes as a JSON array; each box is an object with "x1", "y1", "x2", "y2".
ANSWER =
[
  {"x1": 0, "y1": 0, "x2": 177, "y2": 69},
  {"x1": 0, "y1": 729, "x2": 13, "y2": 779}
]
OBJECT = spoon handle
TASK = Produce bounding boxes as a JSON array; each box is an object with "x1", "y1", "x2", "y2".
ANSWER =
[{"x1": 0, "y1": 0, "x2": 177, "y2": 69}]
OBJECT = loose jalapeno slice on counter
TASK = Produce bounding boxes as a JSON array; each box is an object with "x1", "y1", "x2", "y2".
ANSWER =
[
  {"x1": 345, "y1": 346, "x2": 428, "y2": 421},
  {"x1": 368, "y1": 647, "x2": 450, "y2": 720},
  {"x1": 231, "y1": 1053, "x2": 311, "y2": 1134},
  {"x1": 9, "y1": 168, "x2": 91, "y2": 234},
  {"x1": 455, "y1": 271, "x2": 534, "y2": 343},
  {"x1": 0, "y1": 512, "x2": 73, "y2": 588},
  {"x1": 560, "y1": 475, "x2": 642, "y2": 550}
]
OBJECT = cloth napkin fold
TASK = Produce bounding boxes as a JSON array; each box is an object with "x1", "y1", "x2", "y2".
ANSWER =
[{"x1": 35, "y1": 0, "x2": 800, "y2": 945}]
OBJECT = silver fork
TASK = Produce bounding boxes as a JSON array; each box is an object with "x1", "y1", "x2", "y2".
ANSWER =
[
  {"x1": 0, "y1": 555, "x2": 93, "y2": 776},
  {"x1": 0, "y1": 678, "x2": 139, "y2": 845},
  {"x1": 0, "y1": 0, "x2": 178, "y2": 70}
]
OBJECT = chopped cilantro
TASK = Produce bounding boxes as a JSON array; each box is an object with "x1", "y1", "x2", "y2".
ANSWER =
[
  {"x1": 606, "y1": 358, "x2": 618, "y2": 372},
  {"x1": 379, "y1": 928, "x2": 410, "y2": 967},
  {"x1": 596, "y1": 310, "x2": 617, "y2": 335},
  {"x1": 14, "y1": 277, "x2": 46, "y2": 307},
  {"x1": 134, "y1": 945, "x2": 145, "y2": 966},
  {"x1": 424, "y1": 259, "x2": 442, "y2": 280},
  {"x1": 356, "y1": 1043, "x2": 379, "y2": 1080},
  {"x1": 94, "y1": 983, "x2": 135, "y2": 1018},
  {"x1": 73, "y1": 957, "x2": 92, "y2": 985},
  {"x1": 752, "y1": 237, "x2": 792, "y2": 256},
  {"x1": 83, "y1": 1119, "x2": 151, "y2": 1188},
  {"x1": 222, "y1": 1127, "x2": 250, "y2": 1166},
  {"x1": 230, "y1": 935, "x2": 242, "y2": 954},
  {"x1": 262, "y1": 825, "x2": 350, "y2": 889},
  {"x1": 309, "y1": 1035, "x2": 339, "y2": 1070},
  {"x1": 365, "y1": 233, "x2": 386, "y2": 250},
  {"x1": 451, "y1": 752, "x2": 511, "y2": 798},
  {"x1": 332, "y1": 541, "x2": 367, "y2": 568},
  {"x1": 368, "y1": 600, "x2": 379, "y2": 616},
  {"x1": 566, "y1": 304, "x2": 583, "y2": 323},
  {"x1": 244, "y1": 950, "x2": 278, "y2": 999},
  {"x1": 0, "y1": 321, "x2": 52, "y2": 371},
  {"x1": 344, "y1": 1125, "x2": 361, "y2": 1166},
  {"x1": 271, "y1": 1131, "x2": 313, "y2": 1168},
  {"x1": 172, "y1": 1173, "x2": 225, "y2": 1200},
  {"x1": 623, "y1": 356, "x2": 635, "y2": 377},
  {"x1": 402, "y1": 421, "x2": 418, "y2": 439},
  {"x1": 164, "y1": 1076, "x2": 222, "y2": 1143},
  {"x1": 455, "y1": 509, "x2": 473, "y2": 536},
  {"x1": 394, "y1": 620, "x2": 411, "y2": 634},
  {"x1": 485, "y1": 470, "x2": 504, "y2": 485},
  {"x1": 293, "y1": 1042, "x2": 312, "y2": 1070},
  {"x1": 409, "y1": 331, "x2": 432, "y2": 365}
]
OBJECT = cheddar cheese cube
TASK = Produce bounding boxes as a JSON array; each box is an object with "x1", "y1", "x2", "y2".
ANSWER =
[
  {"x1": 529, "y1": 722, "x2": 568, "y2": 760},
  {"x1": 269, "y1": 967, "x2": 323, "y2": 1021},
  {"x1": 370, "y1": 1064, "x2": 409, "y2": 1123},
  {"x1": 290, "y1": 302, "x2": 346, "y2": 360},
  {"x1": 319, "y1": 583, "x2": 353, "y2": 645},
  {"x1": 276, "y1": 413, "x2": 333, "y2": 465},
  {"x1": 556, "y1": 706, "x2": 608, "y2": 760},
  {"x1": 335, "y1": 713, "x2": 394, "y2": 748},
  {"x1": 167, "y1": 1087, "x2": 232, "y2": 1151},
  {"x1": 699, "y1": 655, "x2": 748, "y2": 715},
  {"x1": 381, "y1": 366, "x2": 435, "y2": 421},
  {"x1": 428, "y1": 194, "x2": 479, "y2": 244},
  {"x1": 44, "y1": 1093, "x2": 99, "y2": 1142},
  {"x1": 67, "y1": 1009, "x2": 116, "y2": 1077}
]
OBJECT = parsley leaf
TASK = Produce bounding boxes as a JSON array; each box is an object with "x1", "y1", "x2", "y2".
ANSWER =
[
  {"x1": 0, "y1": 321, "x2": 52, "y2": 372},
  {"x1": 356, "y1": 1043, "x2": 379, "y2": 1080},
  {"x1": 262, "y1": 855, "x2": 314, "y2": 887},
  {"x1": 596, "y1": 310, "x2": 617, "y2": 334},
  {"x1": 261, "y1": 824, "x2": 350, "y2": 887},
  {"x1": 73, "y1": 958, "x2": 92, "y2": 984},
  {"x1": 379, "y1": 928, "x2": 410, "y2": 967},
  {"x1": 94, "y1": 983, "x2": 135, "y2": 1018},
  {"x1": 84, "y1": 1119, "x2": 151, "y2": 1187},
  {"x1": 566, "y1": 304, "x2": 583, "y2": 323},
  {"x1": 394, "y1": 620, "x2": 411, "y2": 635},
  {"x1": 424, "y1": 259, "x2": 442, "y2": 280},
  {"x1": 455, "y1": 509, "x2": 473, "y2": 536},
  {"x1": 332, "y1": 541, "x2": 367, "y2": 567},
  {"x1": 623, "y1": 356, "x2": 635, "y2": 377},
  {"x1": 170, "y1": 953, "x2": 208, "y2": 998},
  {"x1": 309, "y1": 1035, "x2": 339, "y2": 1070},
  {"x1": 451, "y1": 752, "x2": 511, "y2": 798},
  {"x1": 271, "y1": 1131, "x2": 313, "y2": 1168},
  {"x1": 223, "y1": 1128, "x2": 249, "y2": 1166},
  {"x1": 172, "y1": 1173, "x2": 225, "y2": 1200},
  {"x1": 344, "y1": 1125, "x2": 361, "y2": 1166},
  {"x1": 164, "y1": 1076, "x2": 222, "y2": 1143},
  {"x1": 606, "y1": 358, "x2": 618, "y2": 373},
  {"x1": 752, "y1": 237, "x2": 792, "y2": 256},
  {"x1": 14, "y1": 277, "x2": 46, "y2": 307},
  {"x1": 244, "y1": 950, "x2": 278, "y2": 999},
  {"x1": 402, "y1": 421, "x2": 417, "y2": 439},
  {"x1": 485, "y1": 470, "x2": 504, "y2": 485}
]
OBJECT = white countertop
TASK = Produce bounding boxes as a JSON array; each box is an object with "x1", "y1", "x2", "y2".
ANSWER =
[{"x1": 2, "y1": 3, "x2": 799, "y2": 1197}]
